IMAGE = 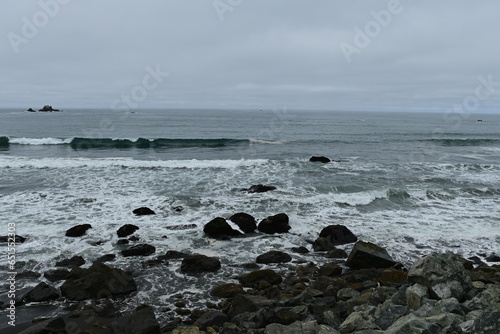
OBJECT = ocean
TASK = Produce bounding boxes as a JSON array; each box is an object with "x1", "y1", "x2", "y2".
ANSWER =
[{"x1": 1, "y1": 108, "x2": 499, "y2": 319}]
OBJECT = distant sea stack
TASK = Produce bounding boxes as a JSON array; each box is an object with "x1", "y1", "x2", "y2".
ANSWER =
[{"x1": 33, "y1": 105, "x2": 61, "y2": 112}]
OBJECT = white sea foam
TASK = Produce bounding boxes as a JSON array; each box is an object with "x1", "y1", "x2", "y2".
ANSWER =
[{"x1": 9, "y1": 137, "x2": 72, "y2": 145}]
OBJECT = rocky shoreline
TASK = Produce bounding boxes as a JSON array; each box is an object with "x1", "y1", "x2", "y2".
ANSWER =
[{"x1": 2, "y1": 208, "x2": 499, "y2": 334}]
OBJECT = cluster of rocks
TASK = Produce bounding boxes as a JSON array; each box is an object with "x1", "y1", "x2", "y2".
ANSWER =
[
  {"x1": 27, "y1": 105, "x2": 61, "y2": 112},
  {"x1": 5, "y1": 210, "x2": 500, "y2": 333}
]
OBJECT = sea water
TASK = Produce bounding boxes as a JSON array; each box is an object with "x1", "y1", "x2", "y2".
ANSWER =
[{"x1": 1, "y1": 108, "x2": 499, "y2": 319}]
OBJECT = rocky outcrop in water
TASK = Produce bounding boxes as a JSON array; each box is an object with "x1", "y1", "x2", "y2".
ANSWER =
[
  {"x1": 243, "y1": 184, "x2": 277, "y2": 193},
  {"x1": 180, "y1": 254, "x2": 221, "y2": 274},
  {"x1": 258, "y1": 213, "x2": 291, "y2": 234},
  {"x1": 203, "y1": 217, "x2": 242, "y2": 239},
  {"x1": 132, "y1": 207, "x2": 156, "y2": 215},
  {"x1": 229, "y1": 212, "x2": 257, "y2": 233},
  {"x1": 310, "y1": 156, "x2": 331, "y2": 163},
  {"x1": 65, "y1": 224, "x2": 92, "y2": 237},
  {"x1": 117, "y1": 224, "x2": 139, "y2": 237},
  {"x1": 38, "y1": 105, "x2": 60, "y2": 112}
]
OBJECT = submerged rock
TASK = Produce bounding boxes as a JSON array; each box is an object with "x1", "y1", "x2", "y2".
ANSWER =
[
  {"x1": 203, "y1": 217, "x2": 242, "y2": 239},
  {"x1": 229, "y1": 212, "x2": 257, "y2": 233},
  {"x1": 180, "y1": 254, "x2": 221, "y2": 274},
  {"x1": 60, "y1": 262, "x2": 136, "y2": 300},
  {"x1": 310, "y1": 156, "x2": 331, "y2": 163},
  {"x1": 65, "y1": 224, "x2": 92, "y2": 237},
  {"x1": 0, "y1": 235, "x2": 27, "y2": 243},
  {"x1": 244, "y1": 184, "x2": 277, "y2": 193},
  {"x1": 258, "y1": 213, "x2": 291, "y2": 234},
  {"x1": 346, "y1": 241, "x2": 398, "y2": 269},
  {"x1": 133, "y1": 207, "x2": 156, "y2": 215}
]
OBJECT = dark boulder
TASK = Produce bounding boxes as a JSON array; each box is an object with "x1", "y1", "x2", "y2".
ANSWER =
[
  {"x1": 229, "y1": 212, "x2": 257, "y2": 233},
  {"x1": 60, "y1": 262, "x2": 136, "y2": 300},
  {"x1": 325, "y1": 248, "x2": 348, "y2": 258},
  {"x1": 133, "y1": 207, "x2": 156, "y2": 215},
  {"x1": 39, "y1": 105, "x2": 60, "y2": 112},
  {"x1": 194, "y1": 311, "x2": 229, "y2": 330},
  {"x1": 310, "y1": 156, "x2": 331, "y2": 163},
  {"x1": 210, "y1": 283, "x2": 245, "y2": 298},
  {"x1": 258, "y1": 213, "x2": 291, "y2": 234},
  {"x1": 65, "y1": 224, "x2": 92, "y2": 237},
  {"x1": 21, "y1": 282, "x2": 59, "y2": 303},
  {"x1": 317, "y1": 263, "x2": 343, "y2": 277},
  {"x1": 227, "y1": 294, "x2": 275, "y2": 318},
  {"x1": 17, "y1": 317, "x2": 66, "y2": 334},
  {"x1": 121, "y1": 244, "x2": 156, "y2": 257},
  {"x1": 291, "y1": 246, "x2": 310, "y2": 254},
  {"x1": 313, "y1": 237, "x2": 336, "y2": 251},
  {"x1": 117, "y1": 224, "x2": 139, "y2": 238},
  {"x1": 203, "y1": 217, "x2": 242, "y2": 239},
  {"x1": 0, "y1": 235, "x2": 27, "y2": 243},
  {"x1": 55, "y1": 255, "x2": 85, "y2": 268},
  {"x1": 239, "y1": 269, "x2": 283, "y2": 288},
  {"x1": 180, "y1": 254, "x2": 221, "y2": 274},
  {"x1": 256, "y1": 250, "x2": 292, "y2": 264},
  {"x1": 27, "y1": 108, "x2": 36, "y2": 112},
  {"x1": 346, "y1": 241, "x2": 398, "y2": 269},
  {"x1": 117, "y1": 239, "x2": 130, "y2": 246},
  {"x1": 44, "y1": 268, "x2": 70, "y2": 282},
  {"x1": 112, "y1": 305, "x2": 161, "y2": 334},
  {"x1": 319, "y1": 224, "x2": 358, "y2": 245}
]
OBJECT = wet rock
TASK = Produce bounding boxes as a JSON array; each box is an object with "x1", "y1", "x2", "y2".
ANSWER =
[
  {"x1": 310, "y1": 156, "x2": 331, "y2": 163},
  {"x1": 462, "y1": 284, "x2": 500, "y2": 312},
  {"x1": 194, "y1": 311, "x2": 229, "y2": 330},
  {"x1": 264, "y1": 320, "x2": 337, "y2": 334},
  {"x1": 158, "y1": 250, "x2": 189, "y2": 260},
  {"x1": 384, "y1": 314, "x2": 440, "y2": 334},
  {"x1": 44, "y1": 268, "x2": 70, "y2": 282},
  {"x1": 428, "y1": 297, "x2": 464, "y2": 316},
  {"x1": 55, "y1": 255, "x2": 85, "y2": 268},
  {"x1": 227, "y1": 294, "x2": 275, "y2": 318},
  {"x1": 21, "y1": 282, "x2": 59, "y2": 303},
  {"x1": 258, "y1": 213, "x2": 291, "y2": 234},
  {"x1": 0, "y1": 235, "x2": 27, "y2": 243},
  {"x1": 17, "y1": 271, "x2": 41, "y2": 280},
  {"x1": 171, "y1": 326, "x2": 202, "y2": 334},
  {"x1": 313, "y1": 237, "x2": 335, "y2": 251},
  {"x1": 121, "y1": 244, "x2": 156, "y2": 257},
  {"x1": 117, "y1": 224, "x2": 139, "y2": 237},
  {"x1": 181, "y1": 254, "x2": 221, "y2": 274},
  {"x1": 408, "y1": 252, "x2": 473, "y2": 300},
  {"x1": 325, "y1": 248, "x2": 348, "y2": 258},
  {"x1": 378, "y1": 268, "x2": 408, "y2": 285},
  {"x1": 346, "y1": 241, "x2": 397, "y2": 269},
  {"x1": 239, "y1": 269, "x2": 283, "y2": 288},
  {"x1": 112, "y1": 304, "x2": 161, "y2": 334},
  {"x1": 291, "y1": 246, "x2": 309, "y2": 254},
  {"x1": 203, "y1": 217, "x2": 242, "y2": 239},
  {"x1": 18, "y1": 317, "x2": 66, "y2": 334},
  {"x1": 317, "y1": 263, "x2": 342, "y2": 277},
  {"x1": 229, "y1": 212, "x2": 257, "y2": 233},
  {"x1": 95, "y1": 254, "x2": 116, "y2": 263},
  {"x1": 256, "y1": 250, "x2": 292, "y2": 264},
  {"x1": 117, "y1": 239, "x2": 130, "y2": 245},
  {"x1": 60, "y1": 262, "x2": 136, "y2": 300},
  {"x1": 133, "y1": 207, "x2": 156, "y2": 215},
  {"x1": 65, "y1": 224, "x2": 92, "y2": 237},
  {"x1": 244, "y1": 184, "x2": 277, "y2": 193},
  {"x1": 319, "y1": 225, "x2": 358, "y2": 245},
  {"x1": 210, "y1": 283, "x2": 245, "y2": 298},
  {"x1": 173, "y1": 205, "x2": 184, "y2": 212},
  {"x1": 468, "y1": 265, "x2": 500, "y2": 283}
]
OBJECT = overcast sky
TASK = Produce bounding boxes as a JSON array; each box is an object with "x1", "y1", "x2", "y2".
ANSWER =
[{"x1": 1, "y1": 0, "x2": 500, "y2": 112}]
